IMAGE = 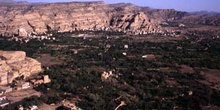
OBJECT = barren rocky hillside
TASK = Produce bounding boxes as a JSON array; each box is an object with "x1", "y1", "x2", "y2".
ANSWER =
[
  {"x1": 141, "y1": 8, "x2": 189, "y2": 21},
  {"x1": 0, "y1": 1, "x2": 219, "y2": 36},
  {"x1": 179, "y1": 14, "x2": 220, "y2": 26},
  {"x1": 0, "y1": 1, "x2": 160, "y2": 36},
  {"x1": 141, "y1": 6, "x2": 220, "y2": 26}
]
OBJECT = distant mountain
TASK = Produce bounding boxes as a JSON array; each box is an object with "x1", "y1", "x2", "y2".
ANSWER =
[
  {"x1": 192, "y1": 11, "x2": 220, "y2": 15},
  {"x1": 178, "y1": 14, "x2": 220, "y2": 26},
  {"x1": 140, "y1": 5, "x2": 220, "y2": 26},
  {"x1": 141, "y1": 7, "x2": 189, "y2": 21},
  {"x1": 0, "y1": 0, "x2": 29, "y2": 5},
  {"x1": 0, "y1": 0, "x2": 15, "y2": 3},
  {"x1": 109, "y1": 3, "x2": 189, "y2": 21}
]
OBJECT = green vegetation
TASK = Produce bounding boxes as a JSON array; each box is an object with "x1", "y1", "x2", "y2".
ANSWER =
[{"x1": 0, "y1": 31, "x2": 220, "y2": 110}]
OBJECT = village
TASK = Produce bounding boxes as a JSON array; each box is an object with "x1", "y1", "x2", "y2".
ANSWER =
[
  {"x1": 0, "y1": 74, "x2": 51, "y2": 108},
  {"x1": 0, "y1": 50, "x2": 52, "y2": 109}
]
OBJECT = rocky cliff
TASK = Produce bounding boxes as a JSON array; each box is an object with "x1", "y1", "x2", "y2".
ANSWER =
[
  {"x1": 0, "y1": 1, "x2": 219, "y2": 36},
  {"x1": 0, "y1": 50, "x2": 42, "y2": 85},
  {"x1": 0, "y1": 1, "x2": 160, "y2": 36},
  {"x1": 142, "y1": 8, "x2": 189, "y2": 21},
  {"x1": 141, "y1": 7, "x2": 220, "y2": 26}
]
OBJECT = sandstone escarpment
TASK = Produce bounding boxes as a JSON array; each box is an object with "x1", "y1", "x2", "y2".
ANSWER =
[
  {"x1": 0, "y1": 50, "x2": 42, "y2": 85},
  {"x1": 110, "y1": 12, "x2": 160, "y2": 34},
  {"x1": 0, "y1": 1, "x2": 160, "y2": 36},
  {"x1": 142, "y1": 8, "x2": 189, "y2": 21}
]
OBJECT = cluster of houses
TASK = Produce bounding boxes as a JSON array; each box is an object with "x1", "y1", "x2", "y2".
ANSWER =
[
  {"x1": 0, "y1": 82, "x2": 31, "y2": 107},
  {"x1": 0, "y1": 75, "x2": 51, "y2": 107},
  {"x1": 0, "y1": 96, "x2": 10, "y2": 107},
  {"x1": 101, "y1": 70, "x2": 122, "y2": 82},
  {"x1": 9, "y1": 33, "x2": 55, "y2": 44},
  {"x1": 30, "y1": 75, "x2": 51, "y2": 87},
  {"x1": 101, "y1": 71, "x2": 114, "y2": 81}
]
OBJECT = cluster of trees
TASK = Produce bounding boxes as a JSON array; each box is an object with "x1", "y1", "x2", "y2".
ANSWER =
[{"x1": 0, "y1": 31, "x2": 220, "y2": 109}]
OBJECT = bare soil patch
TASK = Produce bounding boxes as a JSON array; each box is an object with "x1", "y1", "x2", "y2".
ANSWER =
[
  {"x1": 159, "y1": 67, "x2": 177, "y2": 73},
  {"x1": 203, "y1": 105, "x2": 220, "y2": 110},
  {"x1": 36, "y1": 54, "x2": 63, "y2": 67},
  {"x1": 179, "y1": 65, "x2": 195, "y2": 73},
  {"x1": 199, "y1": 69, "x2": 220, "y2": 90}
]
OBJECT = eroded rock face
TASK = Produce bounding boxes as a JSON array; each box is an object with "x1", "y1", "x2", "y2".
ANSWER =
[
  {"x1": 110, "y1": 12, "x2": 160, "y2": 34},
  {"x1": 0, "y1": 1, "x2": 160, "y2": 36},
  {"x1": 0, "y1": 50, "x2": 42, "y2": 85}
]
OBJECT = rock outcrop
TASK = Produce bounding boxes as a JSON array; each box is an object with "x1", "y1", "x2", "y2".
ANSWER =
[
  {"x1": 0, "y1": 50, "x2": 42, "y2": 85},
  {"x1": 110, "y1": 12, "x2": 160, "y2": 34},
  {"x1": 0, "y1": 1, "x2": 160, "y2": 36}
]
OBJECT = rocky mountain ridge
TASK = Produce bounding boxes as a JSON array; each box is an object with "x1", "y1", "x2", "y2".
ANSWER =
[
  {"x1": 0, "y1": 1, "x2": 219, "y2": 36},
  {"x1": 0, "y1": 1, "x2": 160, "y2": 36},
  {"x1": 178, "y1": 14, "x2": 220, "y2": 26}
]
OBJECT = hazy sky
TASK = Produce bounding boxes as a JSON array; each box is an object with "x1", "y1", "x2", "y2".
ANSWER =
[{"x1": 24, "y1": 0, "x2": 220, "y2": 12}]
